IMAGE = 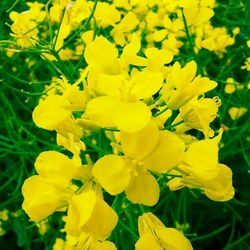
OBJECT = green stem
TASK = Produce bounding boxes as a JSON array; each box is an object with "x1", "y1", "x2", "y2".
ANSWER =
[{"x1": 190, "y1": 224, "x2": 230, "y2": 242}]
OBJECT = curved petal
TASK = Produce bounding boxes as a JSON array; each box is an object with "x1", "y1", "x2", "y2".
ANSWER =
[
  {"x1": 113, "y1": 101, "x2": 151, "y2": 133},
  {"x1": 92, "y1": 241, "x2": 117, "y2": 250},
  {"x1": 188, "y1": 76, "x2": 218, "y2": 96},
  {"x1": 22, "y1": 176, "x2": 69, "y2": 222},
  {"x1": 130, "y1": 70, "x2": 163, "y2": 99},
  {"x1": 32, "y1": 95, "x2": 71, "y2": 131},
  {"x1": 138, "y1": 212, "x2": 165, "y2": 236},
  {"x1": 97, "y1": 74, "x2": 125, "y2": 97},
  {"x1": 92, "y1": 155, "x2": 131, "y2": 195},
  {"x1": 120, "y1": 120, "x2": 159, "y2": 160},
  {"x1": 135, "y1": 232, "x2": 162, "y2": 250},
  {"x1": 35, "y1": 151, "x2": 82, "y2": 187},
  {"x1": 84, "y1": 36, "x2": 118, "y2": 66},
  {"x1": 180, "y1": 98, "x2": 218, "y2": 138},
  {"x1": 122, "y1": 33, "x2": 147, "y2": 66},
  {"x1": 125, "y1": 168, "x2": 160, "y2": 206},
  {"x1": 137, "y1": 212, "x2": 193, "y2": 250},
  {"x1": 180, "y1": 137, "x2": 219, "y2": 183},
  {"x1": 66, "y1": 191, "x2": 118, "y2": 239},
  {"x1": 85, "y1": 96, "x2": 119, "y2": 128},
  {"x1": 204, "y1": 164, "x2": 235, "y2": 202},
  {"x1": 143, "y1": 131, "x2": 185, "y2": 173},
  {"x1": 156, "y1": 227, "x2": 193, "y2": 250},
  {"x1": 145, "y1": 47, "x2": 173, "y2": 71}
]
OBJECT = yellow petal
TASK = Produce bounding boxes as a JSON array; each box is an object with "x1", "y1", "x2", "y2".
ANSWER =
[
  {"x1": 176, "y1": 61, "x2": 197, "y2": 90},
  {"x1": 93, "y1": 155, "x2": 131, "y2": 195},
  {"x1": 180, "y1": 98, "x2": 218, "y2": 138},
  {"x1": 135, "y1": 232, "x2": 162, "y2": 250},
  {"x1": 85, "y1": 96, "x2": 119, "y2": 128},
  {"x1": 145, "y1": 48, "x2": 173, "y2": 71},
  {"x1": 224, "y1": 84, "x2": 236, "y2": 94},
  {"x1": 120, "y1": 120, "x2": 159, "y2": 160},
  {"x1": 113, "y1": 101, "x2": 151, "y2": 133},
  {"x1": 143, "y1": 131, "x2": 185, "y2": 173},
  {"x1": 138, "y1": 212, "x2": 164, "y2": 236},
  {"x1": 35, "y1": 151, "x2": 82, "y2": 187},
  {"x1": 84, "y1": 36, "x2": 118, "y2": 66},
  {"x1": 153, "y1": 29, "x2": 168, "y2": 42},
  {"x1": 188, "y1": 76, "x2": 218, "y2": 96},
  {"x1": 22, "y1": 176, "x2": 69, "y2": 221},
  {"x1": 55, "y1": 22, "x2": 71, "y2": 51},
  {"x1": 32, "y1": 95, "x2": 71, "y2": 130},
  {"x1": 122, "y1": 33, "x2": 140, "y2": 56},
  {"x1": 156, "y1": 228, "x2": 193, "y2": 250},
  {"x1": 125, "y1": 168, "x2": 160, "y2": 206},
  {"x1": 66, "y1": 191, "x2": 118, "y2": 239},
  {"x1": 138, "y1": 213, "x2": 193, "y2": 250},
  {"x1": 122, "y1": 33, "x2": 147, "y2": 66},
  {"x1": 97, "y1": 74, "x2": 125, "y2": 97},
  {"x1": 56, "y1": 133, "x2": 86, "y2": 155},
  {"x1": 181, "y1": 137, "x2": 219, "y2": 183},
  {"x1": 81, "y1": 30, "x2": 94, "y2": 44},
  {"x1": 92, "y1": 241, "x2": 117, "y2": 250},
  {"x1": 228, "y1": 107, "x2": 247, "y2": 120},
  {"x1": 204, "y1": 164, "x2": 235, "y2": 202},
  {"x1": 130, "y1": 70, "x2": 164, "y2": 99}
]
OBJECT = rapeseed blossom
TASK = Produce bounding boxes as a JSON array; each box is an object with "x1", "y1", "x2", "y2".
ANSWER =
[
  {"x1": 10, "y1": 0, "x2": 240, "y2": 249},
  {"x1": 93, "y1": 121, "x2": 185, "y2": 205},
  {"x1": 84, "y1": 35, "x2": 168, "y2": 132},
  {"x1": 136, "y1": 213, "x2": 193, "y2": 250}
]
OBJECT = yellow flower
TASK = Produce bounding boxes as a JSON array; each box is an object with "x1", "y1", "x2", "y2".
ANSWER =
[
  {"x1": 33, "y1": 95, "x2": 71, "y2": 131},
  {"x1": 195, "y1": 24, "x2": 235, "y2": 55},
  {"x1": 162, "y1": 33, "x2": 183, "y2": 56},
  {"x1": 84, "y1": 36, "x2": 165, "y2": 132},
  {"x1": 178, "y1": 132, "x2": 222, "y2": 185},
  {"x1": 53, "y1": 238, "x2": 73, "y2": 250},
  {"x1": 22, "y1": 151, "x2": 84, "y2": 221},
  {"x1": 228, "y1": 107, "x2": 248, "y2": 120},
  {"x1": 54, "y1": 233, "x2": 117, "y2": 250},
  {"x1": 32, "y1": 77, "x2": 86, "y2": 142},
  {"x1": 168, "y1": 131, "x2": 235, "y2": 201},
  {"x1": 56, "y1": 133, "x2": 86, "y2": 158},
  {"x1": 94, "y1": 2, "x2": 121, "y2": 28},
  {"x1": 241, "y1": 57, "x2": 250, "y2": 71},
  {"x1": 9, "y1": 11, "x2": 39, "y2": 48},
  {"x1": 111, "y1": 12, "x2": 139, "y2": 46},
  {"x1": 120, "y1": 33, "x2": 173, "y2": 71},
  {"x1": 179, "y1": 0, "x2": 214, "y2": 26},
  {"x1": 204, "y1": 164, "x2": 235, "y2": 202},
  {"x1": 0, "y1": 210, "x2": 8, "y2": 221},
  {"x1": 93, "y1": 121, "x2": 185, "y2": 205},
  {"x1": 22, "y1": 175, "x2": 71, "y2": 221},
  {"x1": 161, "y1": 61, "x2": 217, "y2": 110},
  {"x1": 169, "y1": 163, "x2": 234, "y2": 202},
  {"x1": 224, "y1": 78, "x2": 236, "y2": 94},
  {"x1": 22, "y1": 152, "x2": 118, "y2": 247},
  {"x1": 135, "y1": 212, "x2": 193, "y2": 250},
  {"x1": 175, "y1": 97, "x2": 219, "y2": 138},
  {"x1": 65, "y1": 191, "x2": 118, "y2": 239}
]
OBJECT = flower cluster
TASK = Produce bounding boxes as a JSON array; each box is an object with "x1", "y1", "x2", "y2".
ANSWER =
[
  {"x1": 20, "y1": 33, "x2": 235, "y2": 249},
  {"x1": 8, "y1": 0, "x2": 237, "y2": 59},
  {"x1": 5, "y1": 0, "x2": 242, "y2": 249}
]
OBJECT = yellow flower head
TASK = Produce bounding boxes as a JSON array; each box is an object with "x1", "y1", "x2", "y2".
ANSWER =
[
  {"x1": 135, "y1": 212, "x2": 193, "y2": 250},
  {"x1": 161, "y1": 61, "x2": 217, "y2": 110},
  {"x1": 93, "y1": 121, "x2": 185, "y2": 205}
]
